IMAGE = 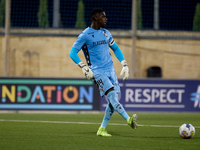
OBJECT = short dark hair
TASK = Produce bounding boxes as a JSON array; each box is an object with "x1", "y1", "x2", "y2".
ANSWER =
[{"x1": 90, "y1": 8, "x2": 104, "y2": 19}]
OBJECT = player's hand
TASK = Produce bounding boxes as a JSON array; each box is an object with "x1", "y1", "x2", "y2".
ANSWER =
[
  {"x1": 78, "y1": 62, "x2": 93, "y2": 80},
  {"x1": 120, "y1": 60, "x2": 129, "y2": 81}
]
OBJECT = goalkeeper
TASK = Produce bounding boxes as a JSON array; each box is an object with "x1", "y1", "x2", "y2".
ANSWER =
[{"x1": 69, "y1": 8, "x2": 137, "y2": 137}]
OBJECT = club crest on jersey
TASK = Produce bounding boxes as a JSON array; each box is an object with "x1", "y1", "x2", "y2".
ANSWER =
[{"x1": 103, "y1": 31, "x2": 107, "y2": 37}]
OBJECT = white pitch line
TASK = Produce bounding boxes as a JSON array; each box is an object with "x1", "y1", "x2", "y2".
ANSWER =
[{"x1": 0, "y1": 119, "x2": 200, "y2": 128}]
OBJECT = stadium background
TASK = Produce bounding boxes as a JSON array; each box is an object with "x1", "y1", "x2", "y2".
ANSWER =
[
  {"x1": 0, "y1": 0, "x2": 200, "y2": 79},
  {"x1": 0, "y1": 0, "x2": 200, "y2": 112}
]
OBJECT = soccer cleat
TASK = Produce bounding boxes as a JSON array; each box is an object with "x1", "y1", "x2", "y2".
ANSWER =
[
  {"x1": 127, "y1": 114, "x2": 138, "y2": 129},
  {"x1": 97, "y1": 127, "x2": 111, "y2": 137}
]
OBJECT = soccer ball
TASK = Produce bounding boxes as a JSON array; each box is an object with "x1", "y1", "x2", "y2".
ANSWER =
[{"x1": 179, "y1": 123, "x2": 195, "y2": 139}]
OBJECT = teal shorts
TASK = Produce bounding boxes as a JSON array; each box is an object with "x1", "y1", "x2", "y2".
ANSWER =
[{"x1": 94, "y1": 68, "x2": 120, "y2": 97}]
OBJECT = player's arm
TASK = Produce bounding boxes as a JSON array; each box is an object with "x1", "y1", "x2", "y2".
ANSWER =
[
  {"x1": 110, "y1": 42, "x2": 129, "y2": 81},
  {"x1": 69, "y1": 47, "x2": 93, "y2": 80}
]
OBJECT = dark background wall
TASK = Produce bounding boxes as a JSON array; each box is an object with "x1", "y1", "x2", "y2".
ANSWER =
[{"x1": 6, "y1": 0, "x2": 200, "y2": 30}]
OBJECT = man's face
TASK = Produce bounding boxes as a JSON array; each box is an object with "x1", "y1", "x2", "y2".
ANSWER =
[{"x1": 96, "y1": 12, "x2": 107, "y2": 28}]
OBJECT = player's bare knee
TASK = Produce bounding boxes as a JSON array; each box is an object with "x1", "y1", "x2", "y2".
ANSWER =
[{"x1": 105, "y1": 87, "x2": 115, "y2": 95}]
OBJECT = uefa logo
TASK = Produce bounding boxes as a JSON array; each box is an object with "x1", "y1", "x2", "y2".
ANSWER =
[{"x1": 190, "y1": 85, "x2": 200, "y2": 108}]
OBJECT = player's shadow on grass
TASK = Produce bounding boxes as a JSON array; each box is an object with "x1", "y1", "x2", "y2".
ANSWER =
[
  {"x1": 79, "y1": 131, "x2": 200, "y2": 139},
  {"x1": 142, "y1": 136, "x2": 181, "y2": 139},
  {"x1": 107, "y1": 132, "x2": 180, "y2": 139},
  {"x1": 79, "y1": 131, "x2": 98, "y2": 136}
]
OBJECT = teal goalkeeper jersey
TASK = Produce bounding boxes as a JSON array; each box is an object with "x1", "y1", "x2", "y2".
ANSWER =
[{"x1": 72, "y1": 27, "x2": 115, "y2": 71}]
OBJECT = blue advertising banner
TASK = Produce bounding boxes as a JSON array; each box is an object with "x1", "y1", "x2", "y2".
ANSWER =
[
  {"x1": 0, "y1": 77, "x2": 100, "y2": 110},
  {"x1": 101, "y1": 79, "x2": 200, "y2": 112}
]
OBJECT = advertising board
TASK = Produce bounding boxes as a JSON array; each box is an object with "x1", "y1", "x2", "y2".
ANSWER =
[
  {"x1": 0, "y1": 78, "x2": 100, "y2": 110},
  {"x1": 101, "y1": 79, "x2": 200, "y2": 112}
]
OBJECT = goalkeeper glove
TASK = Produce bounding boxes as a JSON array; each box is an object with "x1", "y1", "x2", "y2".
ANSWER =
[
  {"x1": 120, "y1": 60, "x2": 129, "y2": 81},
  {"x1": 78, "y1": 62, "x2": 93, "y2": 80}
]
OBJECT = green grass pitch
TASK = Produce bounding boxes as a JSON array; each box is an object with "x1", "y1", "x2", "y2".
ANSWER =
[{"x1": 0, "y1": 112, "x2": 199, "y2": 150}]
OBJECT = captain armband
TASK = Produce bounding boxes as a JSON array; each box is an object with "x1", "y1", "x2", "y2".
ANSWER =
[{"x1": 109, "y1": 39, "x2": 115, "y2": 46}]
